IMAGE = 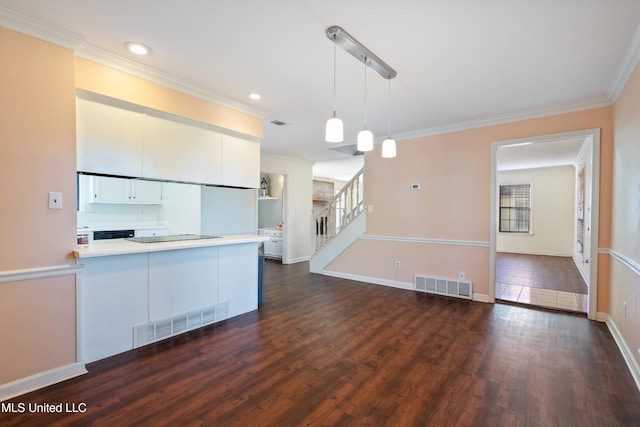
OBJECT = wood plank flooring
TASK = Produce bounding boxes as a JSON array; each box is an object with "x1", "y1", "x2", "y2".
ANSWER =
[
  {"x1": 2, "y1": 260, "x2": 639, "y2": 426},
  {"x1": 496, "y1": 252, "x2": 588, "y2": 294}
]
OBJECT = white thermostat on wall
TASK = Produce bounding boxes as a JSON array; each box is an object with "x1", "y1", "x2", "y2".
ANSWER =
[{"x1": 411, "y1": 183, "x2": 421, "y2": 191}]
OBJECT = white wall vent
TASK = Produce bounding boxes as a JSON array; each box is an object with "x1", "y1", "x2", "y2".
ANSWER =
[
  {"x1": 133, "y1": 302, "x2": 229, "y2": 348},
  {"x1": 414, "y1": 274, "x2": 473, "y2": 300}
]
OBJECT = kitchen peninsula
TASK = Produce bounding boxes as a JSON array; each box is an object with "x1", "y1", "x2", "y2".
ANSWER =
[{"x1": 74, "y1": 234, "x2": 268, "y2": 363}]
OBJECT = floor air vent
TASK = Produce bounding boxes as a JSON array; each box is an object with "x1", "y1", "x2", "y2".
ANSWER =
[
  {"x1": 133, "y1": 302, "x2": 228, "y2": 348},
  {"x1": 414, "y1": 274, "x2": 472, "y2": 300}
]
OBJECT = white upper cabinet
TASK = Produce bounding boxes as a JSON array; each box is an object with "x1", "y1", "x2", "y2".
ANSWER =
[
  {"x1": 221, "y1": 135, "x2": 260, "y2": 188},
  {"x1": 77, "y1": 98, "x2": 260, "y2": 187},
  {"x1": 143, "y1": 116, "x2": 222, "y2": 185},
  {"x1": 90, "y1": 175, "x2": 163, "y2": 204},
  {"x1": 77, "y1": 98, "x2": 144, "y2": 177}
]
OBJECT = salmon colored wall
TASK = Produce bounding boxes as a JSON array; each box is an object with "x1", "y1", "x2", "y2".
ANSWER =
[
  {"x1": 327, "y1": 107, "x2": 613, "y2": 302},
  {"x1": 0, "y1": 28, "x2": 78, "y2": 384},
  {"x1": 74, "y1": 58, "x2": 263, "y2": 139},
  {"x1": 0, "y1": 276, "x2": 77, "y2": 383},
  {"x1": 610, "y1": 59, "x2": 640, "y2": 369},
  {"x1": 0, "y1": 28, "x2": 77, "y2": 269}
]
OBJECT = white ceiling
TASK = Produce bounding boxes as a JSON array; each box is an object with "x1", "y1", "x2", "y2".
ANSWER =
[{"x1": 2, "y1": 1, "x2": 640, "y2": 179}]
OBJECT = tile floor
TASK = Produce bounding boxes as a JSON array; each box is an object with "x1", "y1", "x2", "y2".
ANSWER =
[{"x1": 496, "y1": 282, "x2": 588, "y2": 313}]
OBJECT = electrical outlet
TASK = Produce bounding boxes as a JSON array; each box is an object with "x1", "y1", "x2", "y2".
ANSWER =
[
  {"x1": 48, "y1": 192, "x2": 62, "y2": 209},
  {"x1": 395, "y1": 261, "x2": 401, "y2": 269},
  {"x1": 458, "y1": 271, "x2": 465, "y2": 280},
  {"x1": 368, "y1": 205, "x2": 374, "y2": 213}
]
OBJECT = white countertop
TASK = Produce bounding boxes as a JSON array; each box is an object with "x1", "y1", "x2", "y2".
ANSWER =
[{"x1": 74, "y1": 234, "x2": 269, "y2": 259}]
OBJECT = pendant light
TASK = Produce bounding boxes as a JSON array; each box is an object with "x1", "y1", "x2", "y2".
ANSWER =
[
  {"x1": 357, "y1": 59, "x2": 373, "y2": 152},
  {"x1": 381, "y1": 79, "x2": 397, "y2": 158},
  {"x1": 325, "y1": 43, "x2": 343, "y2": 142}
]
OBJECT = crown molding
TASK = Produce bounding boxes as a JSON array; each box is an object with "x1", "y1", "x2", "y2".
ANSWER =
[
  {"x1": 75, "y1": 44, "x2": 270, "y2": 120},
  {"x1": 0, "y1": 6, "x2": 85, "y2": 49},
  {"x1": 608, "y1": 23, "x2": 640, "y2": 103},
  {"x1": 393, "y1": 95, "x2": 611, "y2": 142},
  {"x1": 0, "y1": 5, "x2": 269, "y2": 120}
]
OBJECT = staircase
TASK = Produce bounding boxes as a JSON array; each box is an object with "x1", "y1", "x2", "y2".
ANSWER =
[{"x1": 310, "y1": 168, "x2": 365, "y2": 273}]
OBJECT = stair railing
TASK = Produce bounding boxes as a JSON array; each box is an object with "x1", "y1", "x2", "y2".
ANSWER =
[{"x1": 313, "y1": 167, "x2": 364, "y2": 253}]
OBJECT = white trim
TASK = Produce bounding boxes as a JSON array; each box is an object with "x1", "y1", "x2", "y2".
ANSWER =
[
  {"x1": 602, "y1": 248, "x2": 640, "y2": 277},
  {"x1": 321, "y1": 270, "x2": 491, "y2": 303},
  {"x1": 0, "y1": 362, "x2": 87, "y2": 402},
  {"x1": 360, "y1": 235, "x2": 490, "y2": 248},
  {"x1": 601, "y1": 313, "x2": 640, "y2": 392},
  {"x1": 284, "y1": 256, "x2": 311, "y2": 264},
  {"x1": 75, "y1": 44, "x2": 269, "y2": 119},
  {"x1": 0, "y1": 264, "x2": 83, "y2": 283},
  {"x1": 490, "y1": 129, "x2": 601, "y2": 320},
  {"x1": 0, "y1": 6, "x2": 86, "y2": 50},
  {"x1": 394, "y1": 97, "x2": 610, "y2": 143},
  {"x1": 320, "y1": 270, "x2": 414, "y2": 291},
  {"x1": 608, "y1": 24, "x2": 640, "y2": 103},
  {"x1": 473, "y1": 293, "x2": 491, "y2": 303}
]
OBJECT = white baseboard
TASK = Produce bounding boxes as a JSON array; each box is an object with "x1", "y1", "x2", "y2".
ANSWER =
[
  {"x1": 600, "y1": 313, "x2": 640, "y2": 392},
  {"x1": 473, "y1": 293, "x2": 491, "y2": 303},
  {"x1": 284, "y1": 256, "x2": 310, "y2": 264},
  {"x1": 320, "y1": 270, "x2": 414, "y2": 291},
  {"x1": 0, "y1": 362, "x2": 87, "y2": 402}
]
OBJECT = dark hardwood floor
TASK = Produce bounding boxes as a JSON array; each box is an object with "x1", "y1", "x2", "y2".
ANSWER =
[{"x1": 2, "y1": 260, "x2": 639, "y2": 426}]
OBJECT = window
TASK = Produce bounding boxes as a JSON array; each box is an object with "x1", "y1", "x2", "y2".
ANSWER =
[{"x1": 499, "y1": 184, "x2": 531, "y2": 233}]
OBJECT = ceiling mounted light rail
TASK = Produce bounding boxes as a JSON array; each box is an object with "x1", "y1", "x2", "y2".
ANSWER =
[
  {"x1": 325, "y1": 26, "x2": 397, "y2": 80},
  {"x1": 325, "y1": 25, "x2": 398, "y2": 158}
]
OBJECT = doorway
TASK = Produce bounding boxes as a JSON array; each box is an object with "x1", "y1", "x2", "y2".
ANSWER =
[
  {"x1": 258, "y1": 172, "x2": 286, "y2": 263},
  {"x1": 490, "y1": 129, "x2": 600, "y2": 320}
]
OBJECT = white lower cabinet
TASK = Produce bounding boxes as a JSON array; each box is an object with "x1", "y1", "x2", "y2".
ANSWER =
[
  {"x1": 81, "y1": 254, "x2": 149, "y2": 363},
  {"x1": 148, "y1": 248, "x2": 218, "y2": 320}
]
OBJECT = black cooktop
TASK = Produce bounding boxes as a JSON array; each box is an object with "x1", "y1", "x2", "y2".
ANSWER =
[{"x1": 126, "y1": 234, "x2": 220, "y2": 244}]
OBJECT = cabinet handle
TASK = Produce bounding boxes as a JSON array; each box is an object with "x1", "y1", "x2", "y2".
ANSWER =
[{"x1": 94, "y1": 194, "x2": 97, "y2": 199}]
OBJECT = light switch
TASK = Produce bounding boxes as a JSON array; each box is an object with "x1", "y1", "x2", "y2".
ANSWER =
[{"x1": 48, "y1": 192, "x2": 62, "y2": 209}]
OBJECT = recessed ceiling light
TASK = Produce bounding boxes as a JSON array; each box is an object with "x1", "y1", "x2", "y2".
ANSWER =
[
  {"x1": 249, "y1": 93, "x2": 261, "y2": 100},
  {"x1": 124, "y1": 42, "x2": 151, "y2": 55}
]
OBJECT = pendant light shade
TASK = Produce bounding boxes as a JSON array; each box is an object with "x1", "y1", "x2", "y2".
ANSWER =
[
  {"x1": 325, "y1": 43, "x2": 343, "y2": 143},
  {"x1": 381, "y1": 79, "x2": 397, "y2": 158},
  {"x1": 325, "y1": 113, "x2": 343, "y2": 143},
  {"x1": 357, "y1": 129, "x2": 374, "y2": 152},
  {"x1": 357, "y1": 60, "x2": 374, "y2": 152},
  {"x1": 381, "y1": 137, "x2": 396, "y2": 158}
]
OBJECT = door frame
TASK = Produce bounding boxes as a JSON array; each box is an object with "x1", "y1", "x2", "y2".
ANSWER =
[{"x1": 489, "y1": 128, "x2": 601, "y2": 320}]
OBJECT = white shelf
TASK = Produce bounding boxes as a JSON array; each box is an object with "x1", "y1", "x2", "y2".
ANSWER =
[{"x1": 258, "y1": 196, "x2": 278, "y2": 200}]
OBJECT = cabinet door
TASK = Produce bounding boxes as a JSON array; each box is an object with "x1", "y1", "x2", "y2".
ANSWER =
[
  {"x1": 143, "y1": 116, "x2": 222, "y2": 185},
  {"x1": 92, "y1": 176, "x2": 131, "y2": 203},
  {"x1": 77, "y1": 98, "x2": 143, "y2": 177},
  {"x1": 263, "y1": 239, "x2": 275, "y2": 257},
  {"x1": 273, "y1": 238, "x2": 284, "y2": 257},
  {"x1": 131, "y1": 180, "x2": 163, "y2": 204},
  {"x1": 221, "y1": 135, "x2": 260, "y2": 188}
]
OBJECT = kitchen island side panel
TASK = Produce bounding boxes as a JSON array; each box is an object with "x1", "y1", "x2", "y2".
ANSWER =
[
  {"x1": 218, "y1": 243, "x2": 259, "y2": 318},
  {"x1": 81, "y1": 253, "x2": 149, "y2": 363}
]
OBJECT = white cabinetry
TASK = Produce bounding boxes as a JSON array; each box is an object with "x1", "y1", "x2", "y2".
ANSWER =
[
  {"x1": 218, "y1": 244, "x2": 258, "y2": 318},
  {"x1": 77, "y1": 99, "x2": 260, "y2": 188},
  {"x1": 221, "y1": 134, "x2": 260, "y2": 188},
  {"x1": 148, "y1": 247, "x2": 218, "y2": 320},
  {"x1": 263, "y1": 229, "x2": 283, "y2": 259},
  {"x1": 81, "y1": 254, "x2": 149, "y2": 363},
  {"x1": 143, "y1": 116, "x2": 222, "y2": 185},
  {"x1": 77, "y1": 98, "x2": 144, "y2": 177},
  {"x1": 90, "y1": 176, "x2": 163, "y2": 204}
]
